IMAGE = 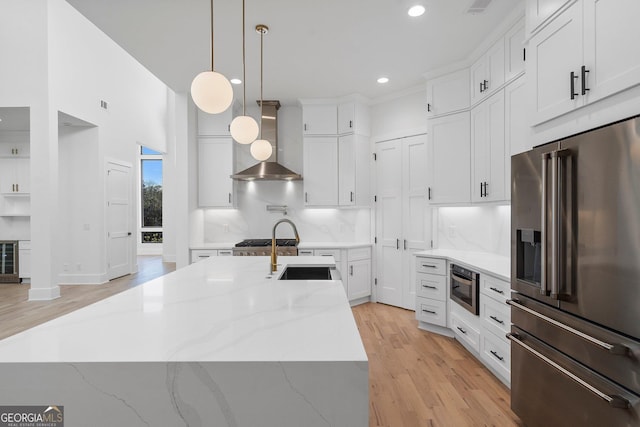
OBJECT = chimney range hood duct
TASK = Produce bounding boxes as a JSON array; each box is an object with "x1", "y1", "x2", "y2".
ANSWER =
[{"x1": 231, "y1": 100, "x2": 302, "y2": 181}]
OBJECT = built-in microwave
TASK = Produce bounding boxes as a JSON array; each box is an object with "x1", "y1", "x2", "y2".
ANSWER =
[{"x1": 450, "y1": 264, "x2": 479, "y2": 315}]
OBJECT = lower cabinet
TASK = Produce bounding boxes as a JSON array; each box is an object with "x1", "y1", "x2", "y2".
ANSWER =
[
  {"x1": 299, "y1": 246, "x2": 372, "y2": 304},
  {"x1": 18, "y1": 240, "x2": 30, "y2": 282},
  {"x1": 415, "y1": 256, "x2": 448, "y2": 328},
  {"x1": 190, "y1": 248, "x2": 232, "y2": 264}
]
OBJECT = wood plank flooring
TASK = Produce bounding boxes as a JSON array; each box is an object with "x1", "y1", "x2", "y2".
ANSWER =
[
  {"x1": 353, "y1": 302, "x2": 523, "y2": 427},
  {"x1": 0, "y1": 258, "x2": 522, "y2": 426}
]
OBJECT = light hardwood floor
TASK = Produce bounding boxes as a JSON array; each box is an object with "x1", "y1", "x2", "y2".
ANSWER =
[{"x1": 0, "y1": 257, "x2": 522, "y2": 426}]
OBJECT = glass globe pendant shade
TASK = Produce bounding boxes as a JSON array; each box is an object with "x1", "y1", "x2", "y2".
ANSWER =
[
  {"x1": 230, "y1": 115, "x2": 259, "y2": 144},
  {"x1": 191, "y1": 71, "x2": 234, "y2": 114},
  {"x1": 250, "y1": 139, "x2": 272, "y2": 161}
]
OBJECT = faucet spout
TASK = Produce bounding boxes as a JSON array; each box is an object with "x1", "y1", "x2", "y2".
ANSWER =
[{"x1": 271, "y1": 219, "x2": 300, "y2": 272}]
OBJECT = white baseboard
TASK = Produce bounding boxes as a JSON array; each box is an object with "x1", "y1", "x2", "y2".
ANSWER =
[
  {"x1": 58, "y1": 273, "x2": 107, "y2": 285},
  {"x1": 28, "y1": 286, "x2": 61, "y2": 301},
  {"x1": 162, "y1": 254, "x2": 176, "y2": 263}
]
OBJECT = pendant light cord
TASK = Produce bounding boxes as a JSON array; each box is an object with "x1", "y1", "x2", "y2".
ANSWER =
[
  {"x1": 259, "y1": 28, "x2": 264, "y2": 140},
  {"x1": 241, "y1": 0, "x2": 246, "y2": 115},
  {"x1": 210, "y1": 0, "x2": 215, "y2": 71}
]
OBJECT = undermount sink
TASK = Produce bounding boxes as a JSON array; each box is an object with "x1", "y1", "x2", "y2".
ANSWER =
[{"x1": 278, "y1": 266, "x2": 338, "y2": 281}]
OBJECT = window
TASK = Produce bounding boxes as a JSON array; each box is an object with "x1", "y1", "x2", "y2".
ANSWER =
[{"x1": 141, "y1": 147, "x2": 163, "y2": 243}]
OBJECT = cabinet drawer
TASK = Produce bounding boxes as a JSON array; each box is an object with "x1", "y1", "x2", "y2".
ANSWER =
[
  {"x1": 480, "y1": 330, "x2": 511, "y2": 382},
  {"x1": 481, "y1": 295, "x2": 511, "y2": 338},
  {"x1": 415, "y1": 273, "x2": 447, "y2": 301},
  {"x1": 416, "y1": 257, "x2": 446, "y2": 275},
  {"x1": 451, "y1": 311, "x2": 480, "y2": 353},
  {"x1": 347, "y1": 247, "x2": 370, "y2": 262},
  {"x1": 298, "y1": 249, "x2": 315, "y2": 256},
  {"x1": 415, "y1": 297, "x2": 447, "y2": 327},
  {"x1": 217, "y1": 249, "x2": 233, "y2": 256},
  {"x1": 480, "y1": 274, "x2": 510, "y2": 302},
  {"x1": 315, "y1": 248, "x2": 341, "y2": 261},
  {"x1": 191, "y1": 250, "x2": 217, "y2": 263}
]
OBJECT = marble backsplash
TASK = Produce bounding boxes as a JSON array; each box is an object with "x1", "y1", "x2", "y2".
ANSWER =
[
  {"x1": 434, "y1": 205, "x2": 511, "y2": 257},
  {"x1": 200, "y1": 180, "x2": 371, "y2": 244}
]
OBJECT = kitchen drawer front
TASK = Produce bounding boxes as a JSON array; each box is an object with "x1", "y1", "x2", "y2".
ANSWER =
[
  {"x1": 481, "y1": 330, "x2": 511, "y2": 381},
  {"x1": 217, "y1": 249, "x2": 233, "y2": 256},
  {"x1": 480, "y1": 274, "x2": 510, "y2": 302},
  {"x1": 481, "y1": 294, "x2": 511, "y2": 338},
  {"x1": 415, "y1": 297, "x2": 447, "y2": 327},
  {"x1": 415, "y1": 257, "x2": 446, "y2": 275},
  {"x1": 298, "y1": 249, "x2": 315, "y2": 256},
  {"x1": 416, "y1": 273, "x2": 447, "y2": 301},
  {"x1": 315, "y1": 248, "x2": 342, "y2": 261},
  {"x1": 191, "y1": 250, "x2": 217, "y2": 263},
  {"x1": 347, "y1": 246, "x2": 371, "y2": 262},
  {"x1": 451, "y1": 311, "x2": 480, "y2": 353}
]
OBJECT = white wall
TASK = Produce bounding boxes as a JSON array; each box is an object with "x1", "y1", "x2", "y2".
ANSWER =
[{"x1": 434, "y1": 205, "x2": 511, "y2": 257}]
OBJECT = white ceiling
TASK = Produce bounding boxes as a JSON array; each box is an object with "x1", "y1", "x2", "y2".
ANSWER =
[{"x1": 69, "y1": 0, "x2": 521, "y2": 106}]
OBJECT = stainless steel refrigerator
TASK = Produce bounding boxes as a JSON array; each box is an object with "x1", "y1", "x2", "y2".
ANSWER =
[{"x1": 510, "y1": 115, "x2": 640, "y2": 426}]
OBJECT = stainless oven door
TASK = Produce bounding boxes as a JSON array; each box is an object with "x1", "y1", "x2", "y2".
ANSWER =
[{"x1": 450, "y1": 266, "x2": 478, "y2": 315}]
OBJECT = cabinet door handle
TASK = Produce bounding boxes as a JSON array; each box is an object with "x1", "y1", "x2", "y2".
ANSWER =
[
  {"x1": 422, "y1": 264, "x2": 437, "y2": 269},
  {"x1": 12, "y1": 184, "x2": 15, "y2": 192},
  {"x1": 304, "y1": 123, "x2": 307, "y2": 131},
  {"x1": 305, "y1": 192, "x2": 308, "y2": 203},
  {"x1": 570, "y1": 71, "x2": 579, "y2": 100},
  {"x1": 490, "y1": 315, "x2": 505, "y2": 325},
  {"x1": 228, "y1": 193, "x2": 231, "y2": 204},
  {"x1": 457, "y1": 326, "x2": 467, "y2": 334},
  {"x1": 523, "y1": 47, "x2": 526, "y2": 62},
  {"x1": 484, "y1": 181, "x2": 488, "y2": 197},
  {"x1": 349, "y1": 120, "x2": 353, "y2": 129},
  {"x1": 489, "y1": 286, "x2": 504, "y2": 295},
  {"x1": 427, "y1": 103, "x2": 431, "y2": 112},
  {"x1": 479, "y1": 81, "x2": 484, "y2": 93},
  {"x1": 423, "y1": 309, "x2": 436, "y2": 315},
  {"x1": 16, "y1": 184, "x2": 19, "y2": 192},
  {"x1": 422, "y1": 284, "x2": 437, "y2": 289},
  {"x1": 396, "y1": 239, "x2": 400, "y2": 250},
  {"x1": 350, "y1": 191, "x2": 354, "y2": 202},
  {"x1": 480, "y1": 182, "x2": 484, "y2": 197},
  {"x1": 404, "y1": 239, "x2": 407, "y2": 250},
  {"x1": 581, "y1": 65, "x2": 590, "y2": 95},
  {"x1": 490, "y1": 350, "x2": 504, "y2": 361},
  {"x1": 483, "y1": 80, "x2": 489, "y2": 91},
  {"x1": 350, "y1": 265, "x2": 353, "y2": 276},
  {"x1": 428, "y1": 187, "x2": 431, "y2": 200}
]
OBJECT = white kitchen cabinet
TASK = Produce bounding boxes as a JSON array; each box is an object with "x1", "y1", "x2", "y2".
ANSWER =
[
  {"x1": 197, "y1": 108, "x2": 232, "y2": 136},
  {"x1": 18, "y1": 240, "x2": 30, "y2": 282},
  {"x1": 347, "y1": 247, "x2": 371, "y2": 301},
  {"x1": 470, "y1": 38, "x2": 505, "y2": 106},
  {"x1": 526, "y1": 0, "x2": 573, "y2": 35},
  {"x1": 471, "y1": 90, "x2": 506, "y2": 203},
  {"x1": 427, "y1": 112, "x2": 471, "y2": 205},
  {"x1": 415, "y1": 256, "x2": 448, "y2": 328},
  {"x1": 0, "y1": 158, "x2": 30, "y2": 195},
  {"x1": 376, "y1": 135, "x2": 430, "y2": 310},
  {"x1": 302, "y1": 104, "x2": 337, "y2": 136},
  {"x1": 303, "y1": 136, "x2": 338, "y2": 206},
  {"x1": 338, "y1": 134, "x2": 370, "y2": 207},
  {"x1": 451, "y1": 303, "x2": 481, "y2": 353},
  {"x1": 426, "y1": 69, "x2": 470, "y2": 117},
  {"x1": 505, "y1": 18, "x2": 526, "y2": 82},
  {"x1": 337, "y1": 101, "x2": 370, "y2": 136},
  {"x1": 0, "y1": 142, "x2": 29, "y2": 158},
  {"x1": 479, "y1": 274, "x2": 512, "y2": 386},
  {"x1": 528, "y1": 0, "x2": 640, "y2": 126},
  {"x1": 505, "y1": 75, "x2": 530, "y2": 158},
  {"x1": 198, "y1": 138, "x2": 234, "y2": 207}
]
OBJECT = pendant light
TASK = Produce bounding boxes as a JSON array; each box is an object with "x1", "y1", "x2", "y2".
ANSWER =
[
  {"x1": 250, "y1": 24, "x2": 273, "y2": 162},
  {"x1": 230, "y1": 0, "x2": 259, "y2": 144},
  {"x1": 191, "y1": 0, "x2": 233, "y2": 114}
]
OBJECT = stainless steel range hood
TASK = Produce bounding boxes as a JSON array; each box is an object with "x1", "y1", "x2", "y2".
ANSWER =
[{"x1": 231, "y1": 100, "x2": 302, "y2": 181}]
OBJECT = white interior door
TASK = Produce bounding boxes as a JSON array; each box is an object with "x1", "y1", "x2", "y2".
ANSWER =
[
  {"x1": 107, "y1": 162, "x2": 132, "y2": 280},
  {"x1": 376, "y1": 140, "x2": 402, "y2": 306}
]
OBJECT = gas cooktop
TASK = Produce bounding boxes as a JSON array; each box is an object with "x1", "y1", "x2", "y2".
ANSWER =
[{"x1": 234, "y1": 239, "x2": 298, "y2": 247}]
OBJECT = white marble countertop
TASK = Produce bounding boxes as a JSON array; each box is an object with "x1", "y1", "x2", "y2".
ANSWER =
[
  {"x1": 190, "y1": 243, "x2": 236, "y2": 250},
  {"x1": 0, "y1": 257, "x2": 367, "y2": 364},
  {"x1": 298, "y1": 242, "x2": 371, "y2": 249},
  {"x1": 414, "y1": 249, "x2": 510, "y2": 282}
]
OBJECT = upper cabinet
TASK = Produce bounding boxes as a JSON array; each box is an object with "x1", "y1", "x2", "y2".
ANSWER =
[
  {"x1": 470, "y1": 38, "x2": 505, "y2": 106},
  {"x1": 528, "y1": 0, "x2": 640, "y2": 125},
  {"x1": 303, "y1": 136, "x2": 338, "y2": 206},
  {"x1": 302, "y1": 104, "x2": 338, "y2": 136},
  {"x1": 338, "y1": 102, "x2": 370, "y2": 136},
  {"x1": 197, "y1": 108, "x2": 232, "y2": 136},
  {"x1": 426, "y1": 69, "x2": 470, "y2": 117},
  {"x1": 427, "y1": 112, "x2": 471, "y2": 205},
  {"x1": 0, "y1": 141, "x2": 29, "y2": 158},
  {"x1": 198, "y1": 138, "x2": 234, "y2": 208},
  {"x1": 505, "y1": 18, "x2": 526, "y2": 81},
  {"x1": 526, "y1": 0, "x2": 573, "y2": 35}
]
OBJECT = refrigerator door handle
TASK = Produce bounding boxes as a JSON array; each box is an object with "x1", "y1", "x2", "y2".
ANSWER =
[
  {"x1": 507, "y1": 299, "x2": 635, "y2": 357},
  {"x1": 507, "y1": 333, "x2": 631, "y2": 409},
  {"x1": 541, "y1": 153, "x2": 549, "y2": 296},
  {"x1": 551, "y1": 151, "x2": 560, "y2": 299}
]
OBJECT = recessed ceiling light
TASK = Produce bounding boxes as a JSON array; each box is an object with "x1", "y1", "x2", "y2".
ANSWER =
[
  {"x1": 408, "y1": 5, "x2": 426, "y2": 17},
  {"x1": 230, "y1": 78, "x2": 242, "y2": 85},
  {"x1": 377, "y1": 77, "x2": 389, "y2": 84}
]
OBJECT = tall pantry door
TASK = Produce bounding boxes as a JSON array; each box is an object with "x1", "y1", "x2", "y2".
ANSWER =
[{"x1": 376, "y1": 135, "x2": 429, "y2": 309}]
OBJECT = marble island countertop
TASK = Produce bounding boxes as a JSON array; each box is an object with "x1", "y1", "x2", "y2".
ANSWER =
[
  {"x1": 0, "y1": 257, "x2": 369, "y2": 426},
  {"x1": 0, "y1": 256, "x2": 367, "y2": 363},
  {"x1": 191, "y1": 242, "x2": 372, "y2": 249}
]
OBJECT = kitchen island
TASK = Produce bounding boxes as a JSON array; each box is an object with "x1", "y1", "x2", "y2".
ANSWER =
[{"x1": 0, "y1": 256, "x2": 368, "y2": 426}]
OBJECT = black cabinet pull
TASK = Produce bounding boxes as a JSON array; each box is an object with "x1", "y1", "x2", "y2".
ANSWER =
[
  {"x1": 350, "y1": 191, "x2": 354, "y2": 202},
  {"x1": 489, "y1": 286, "x2": 504, "y2": 294},
  {"x1": 523, "y1": 47, "x2": 526, "y2": 62},
  {"x1": 305, "y1": 192, "x2": 308, "y2": 203},
  {"x1": 304, "y1": 123, "x2": 307, "y2": 131},
  {"x1": 422, "y1": 284, "x2": 437, "y2": 289},
  {"x1": 427, "y1": 103, "x2": 431, "y2": 112},
  {"x1": 483, "y1": 80, "x2": 489, "y2": 91},
  {"x1": 581, "y1": 65, "x2": 590, "y2": 95},
  {"x1": 490, "y1": 315, "x2": 505, "y2": 325},
  {"x1": 396, "y1": 239, "x2": 400, "y2": 250},
  {"x1": 428, "y1": 187, "x2": 431, "y2": 200},
  {"x1": 570, "y1": 71, "x2": 579, "y2": 100},
  {"x1": 404, "y1": 239, "x2": 407, "y2": 250},
  {"x1": 457, "y1": 326, "x2": 467, "y2": 334},
  {"x1": 349, "y1": 120, "x2": 353, "y2": 129},
  {"x1": 484, "y1": 181, "x2": 488, "y2": 197},
  {"x1": 480, "y1": 182, "x2": 484, "y2": 197},
  {"x1": 479, "y1": 81, "x2": 484, "y2": 93},
  {"x1": 423, "y1": 309, "x2": 436, "y2": 315},
  {"x1": 490, "y1": 350, "x2": 504, "y2": 361}
]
